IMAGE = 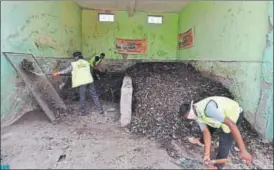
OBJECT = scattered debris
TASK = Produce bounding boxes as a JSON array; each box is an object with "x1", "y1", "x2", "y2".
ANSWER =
[
  {"x1": 59, "y1": 77, "x2": 80, "y2": 101},
  {"x1": 60, "y1": 72, "x2": 124, "y2": 103},
  {"x1": 95, "y1": 72, "x2": 124, "y2": 103},
  {"x1": 230, "y1": 118, "x2": 273, "y2": 169},
  {"x1": 170, "y1": 157, "x2": 202, "y2": 169},
  {"x1": 57, "y1": 154, "x2": 66, "y2": 162},
  {"x1": 124, "y1": 63, "x2": 233, "y2": 147},
  {"x1": 21, "y1": 59, "x2": 34, "y2": 71}
]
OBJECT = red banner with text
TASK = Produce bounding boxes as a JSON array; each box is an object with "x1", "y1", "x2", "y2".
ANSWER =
[
  {"x1": 115, "y1": 39, "x2": 147, "y2": 54},
  {"x1": 178, "y1": 28, "x2": 194, "y2": 49}
]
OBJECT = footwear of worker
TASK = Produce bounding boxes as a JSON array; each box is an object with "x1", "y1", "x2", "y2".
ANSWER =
[{"x1": 188, "y1": 137, "x2": 204, "y2": 147}]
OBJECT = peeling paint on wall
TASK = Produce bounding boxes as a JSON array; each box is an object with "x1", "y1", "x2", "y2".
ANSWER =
[
  {"x1": 81, "y1": 10, "x2": 178, "y2": 60},
  {"x1": 1, "y1": 1, "x2": 81, "y2": 119}
]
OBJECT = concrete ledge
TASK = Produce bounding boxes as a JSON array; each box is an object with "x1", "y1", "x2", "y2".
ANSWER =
[{"x1": 120, "y1": 76, "x2": 133, "y2": 127}]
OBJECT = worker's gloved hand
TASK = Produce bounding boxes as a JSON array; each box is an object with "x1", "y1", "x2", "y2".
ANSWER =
[
  {"x1": 203, "y1": 153, "x2": 211, "y2": 165},
  {"x1": 53, "y1": 72, "x2": 59, "y2": 77},
  {"x1": 239, "y1": 150, "x2": 252, "y2": 165}
]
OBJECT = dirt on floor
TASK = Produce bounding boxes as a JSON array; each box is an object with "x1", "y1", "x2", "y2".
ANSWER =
[
  {"x1": 1, "y1": 101, "x2": 273, "y2": 169},
  {"x1": 1, "y1": 102, "x2": 183, "y2": 169}
]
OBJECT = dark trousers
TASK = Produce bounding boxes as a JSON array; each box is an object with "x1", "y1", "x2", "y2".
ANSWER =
[
  {"x1": 79, "y1": 83, "x2": 103, "y2": 114},
  {"x1": 199, "y1": 112, "x2": 243, "y2": 169},
  {"x1": 92, "y1": 69, "x2": 100, "y2": 81}
]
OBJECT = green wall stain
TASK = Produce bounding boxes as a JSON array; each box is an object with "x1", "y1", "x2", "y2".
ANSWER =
[
  {"x1": 1, "y1": 1, "x2": 81, "y2": 118},
  {"x1": 82, "y1": 10, "x2": 178, "y2": 60}
]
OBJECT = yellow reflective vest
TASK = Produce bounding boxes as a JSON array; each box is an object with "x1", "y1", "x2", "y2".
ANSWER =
[
  {"x1": 89, "y1": 57, "x2": 102, "y2": 68},
  {"x1": 194, "y1": 96, "x2": 241, "y2": 133},
  {"x1": 71, "y1": 59, "x2": 93, "y2": 88}
]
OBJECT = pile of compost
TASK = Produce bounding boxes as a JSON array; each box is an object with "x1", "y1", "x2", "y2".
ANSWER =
[
  {"x1": 90, "y1": 62, "x2": 233, "y2": 143},
  {"x1": 95, "y1": 72, "x2": 125, "y2": 103},
  {"x1": 124, "y1": 62, "x2": 233, "y2": 143},
  {"x1": 59, "y1": 62, "x2": 273, "y2": 166},
  {"x1": 59, "y1": 77, "x2": 80, "y2": 101},
  {"x1": 21, "y1": 59, "x2": 34, "y2": 71},
  {"x1": 60, "y1": 72, "x2": 124, "y2": 103},
  {"x1": 123, "y1": 62, "x2": 273, "y2": 165}
]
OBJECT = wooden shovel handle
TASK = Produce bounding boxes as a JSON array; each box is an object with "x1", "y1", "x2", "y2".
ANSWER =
[{"x1": 210, "y1": 158, "x2": 230, "y2": 164}]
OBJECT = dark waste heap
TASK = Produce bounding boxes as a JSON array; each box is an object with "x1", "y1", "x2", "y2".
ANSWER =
[
  {"x1": 125, "y1": 63, "x2": 233, "y2": 143},
  {"x1": 61, "y1": 62, "x2": 273, "y2": 164}
]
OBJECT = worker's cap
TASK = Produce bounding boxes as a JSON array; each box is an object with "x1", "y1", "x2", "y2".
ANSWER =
[{"x1": 72, "y1": 51, "x2": 82, "y2": 58}]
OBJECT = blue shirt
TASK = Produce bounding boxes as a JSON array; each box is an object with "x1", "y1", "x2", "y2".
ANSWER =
[{"x1": 196, "y1": 100, "x2": 225, "y2": 131}]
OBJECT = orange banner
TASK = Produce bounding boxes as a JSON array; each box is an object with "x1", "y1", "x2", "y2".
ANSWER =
[
  {"x1": 115, "y1": 39, "x2": 147, "y2": 54},
  {"x1": 178, "y1": 28, "x2": 194, "y2": 49}
]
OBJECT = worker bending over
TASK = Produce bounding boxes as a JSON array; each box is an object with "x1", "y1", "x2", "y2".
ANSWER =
[
  {"x1": 53, "y1": 51, "x2": 104, "y2": 115},
  {"x1": 89, "y1": 53, "x2": 105, "y2": 80},
  {"x1": 179, "y1": 96, "x2": 252, "y2": 170}
]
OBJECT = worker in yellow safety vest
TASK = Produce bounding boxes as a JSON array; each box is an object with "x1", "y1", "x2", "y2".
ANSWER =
[
  {"x1": 53, "y1": 51, "x2": 105, "y2": 115},
  {"x1": 88, "y1": 53, "x2": 105, "y2": 80},
  {"x1": 179, "y1": 96, "x2": 252, "y2": 170}
]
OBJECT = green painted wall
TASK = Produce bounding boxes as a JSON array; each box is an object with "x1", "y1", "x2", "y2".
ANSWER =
[
  {"x1": 1, "y1": 1, "x2": 81, "y2": 118},
  {"x1": 177, "y1": 1, "x2": 268, "y2": 61},
  {"x1": 177, "y1": 1, "x2": 271, "y2": 139},
  {"x1": 1, "y1": 1, "x2": 272, "y2": 140},
  {"x1": 82, "y1": 10, "x2": 178, "y2": 60}
]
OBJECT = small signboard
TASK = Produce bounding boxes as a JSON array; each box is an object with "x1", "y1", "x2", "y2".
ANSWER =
[
  {"x1": 115, "y1": 39, "x2": 147, "y2": 54},
  {"x1": 178, "y1": 28, "x2": 194, "y2": 49}
]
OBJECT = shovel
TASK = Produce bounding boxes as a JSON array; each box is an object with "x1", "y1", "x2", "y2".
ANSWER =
[
  {"x1": 27, "y1": 70, "x2": 52, "y2": 76},
  {"x1": 26, "y1": 70, "x2": 70, "y2": 76}
]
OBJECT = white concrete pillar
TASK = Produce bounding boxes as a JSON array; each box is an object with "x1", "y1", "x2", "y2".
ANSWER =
[{"x1": 120, "y1": 76, "x2": 133, "y2": 127}]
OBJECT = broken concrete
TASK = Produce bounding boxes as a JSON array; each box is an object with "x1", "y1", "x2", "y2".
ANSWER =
[{"x1": 120, "y1": 76, "x2": 133, "y2": 127}]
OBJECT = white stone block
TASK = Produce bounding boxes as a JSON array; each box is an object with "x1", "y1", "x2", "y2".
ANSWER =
[{"x1": 120, "y1": 76, "x2": 133, "y2": 127}]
